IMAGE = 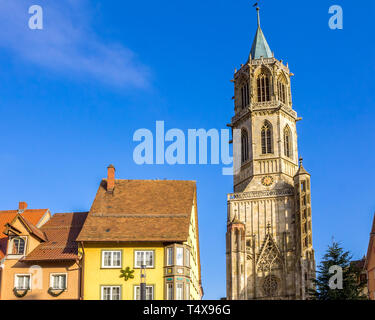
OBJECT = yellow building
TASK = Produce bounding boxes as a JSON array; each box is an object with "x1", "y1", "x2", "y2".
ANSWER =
[{"x1": 77, "y1": 165, "x2": 203, "y2": 300}]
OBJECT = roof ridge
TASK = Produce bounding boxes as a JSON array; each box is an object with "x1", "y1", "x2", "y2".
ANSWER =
[
  {"x1": 91, "y1": 214, "x2": 189, "y2": 217},
  {"x1": 53, "y1": 212, "x2": 89, "y2": 215}
]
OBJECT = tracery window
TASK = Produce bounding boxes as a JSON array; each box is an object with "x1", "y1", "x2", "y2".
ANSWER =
[
  {"x1": 261, "y1": 121, "x2": 273, "y2": 154},
  {"x1": 283, "y1": 126, "x2": 292, "y2": 158},
  {"x1": 257, "y1": 73, "x2": 270, "y2": 102},
  {"x1": 277, "y1": 73, "x2": 288, "y2": 105},
  {"x1": 278, "y1": 83, "x2": 286, "y2": 104},
  {"x1": 241, "y1": 81, "x2": 250, "y2": 108},
  {"x1": 241, "y1": 130, "x2": 249, "y2": 163},
  {"x1": 263, "y1": 275, "x2": 278, "y2": 297}
]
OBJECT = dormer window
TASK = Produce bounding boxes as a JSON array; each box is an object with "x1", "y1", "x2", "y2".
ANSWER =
[{"x1": 10, "y1": 237, "x2": 26, "y2": 255}]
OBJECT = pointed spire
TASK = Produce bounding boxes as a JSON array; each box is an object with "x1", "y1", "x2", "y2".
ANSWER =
[
  {"x1": 257, "y1": 7, "x2": 261, "y2": 27},
  {"x1": 249, "y1": 7, "x2": 272, "y2": 60},
  {"x1": 295, "y1": 157, "x2": 310, "y2": 176}
]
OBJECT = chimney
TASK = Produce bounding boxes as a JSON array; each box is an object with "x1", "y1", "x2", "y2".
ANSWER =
[
  {"x1": 107, "y1": 165, "x2": 115, "y2": 193},
  {"x1": 18, "y1": 202, "x2": 28, "y2": 212}
]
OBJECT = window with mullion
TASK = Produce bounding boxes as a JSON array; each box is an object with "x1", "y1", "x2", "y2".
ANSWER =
[
  {"x1": 176, "y1": 283, "x2": 184, "y2": 300},
  {"x1": 241, "y1": 131, "x2": 249, "y2": 163},
  {"x1": 261, "y1": 122, "x2": 273, "y2": 154},
  {"x1": 101, "y1": 286, "x2": 121, "y2": 300},
  {"x1": 176, "y1": 247, "x2": 184, "y2": 266},
  {"x1": 15, "y1": 275, "x2": 30, "y2": 290},
  {"x1": 167, "y1": 283, "x2": 174, "y2": 300},
  {"x1": 134, "y1": 285, "x2": 154, "y2": 300},
  {"x1": 135, "y1": 251, "x2": 154, "y2": 268},
  {"x1": 258, "y1": 75, "x2": 271, "y2": 102},
  {"x1": 12, "y1": 237, "x2": 25, "y2": 255},
  {"x1": 167, "y1": 247, "x2": 173, "y2": 266},
  {"x1": 52, "y1": 274, "x2": 67, "y2": 290},
  {"x1": 102, "y1": 251, "x2": 122, "y2": 268}
]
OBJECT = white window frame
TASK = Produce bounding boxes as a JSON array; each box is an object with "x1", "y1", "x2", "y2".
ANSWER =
[
  {"x1": 50, "y1": 273, "x2": 68, "y2": 290},
  {"x1": 101, "y1": 250, "x2": 122, "y2": 269},
  {"x1": 134, "y1": 285, "x2": 154, "y2": 300},
  {"x1": 166, "y1": 283, "x2": 174, "y2": 300},
  {"x1": 8, "y1": 236, "x2": 27, "y2": 256},
  {"x1": 176, "y1": 282, "x2": 184, "y2": 300},
  {"x1": 134, "y1": 250, "x2": 154, "y2": 268},
  {"x1": 14, "y1": 274, "x2": 31, "y2": 290},
  {"x1": 176, "y1": 247, "x2": 184, "y2": 266},
  {"x1": 186, "y1": 283, "x2": 190, "y2": 300},
  {"x1": 166, "y1": 247, "x2": 173, "y2": 266},
  {"x1": 101, "y1": 286, "x2": 121, "y2": 300}
]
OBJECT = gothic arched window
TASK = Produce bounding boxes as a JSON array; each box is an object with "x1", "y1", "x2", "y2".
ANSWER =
[
  {"x1": 241, "y1": 130, "x2": 249, "y2": 163},
  {"x1": 261, "y1": 121, "x2": 273, "y2": 154},
  {"x1": 241, "y1": 81, "x2": 250, "y2": 109},
  {"x1": 257, "y1": 73, "x2": 271, "y2": 102},
  {"x1": 278, "y1": 75, "x2": 287, "y2": 105},
  {"x1": 283, "y1": 126, "x2": 292, "y2": 158}
]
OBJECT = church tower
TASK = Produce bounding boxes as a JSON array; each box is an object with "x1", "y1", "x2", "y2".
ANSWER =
[{"x1": 226, "y1": 7, "x2": 315, "y2": 300}]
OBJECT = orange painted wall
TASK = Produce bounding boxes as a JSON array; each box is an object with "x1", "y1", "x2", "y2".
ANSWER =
[{"x1": 0, "y1": 259, "x2": 80, "y2": 300}]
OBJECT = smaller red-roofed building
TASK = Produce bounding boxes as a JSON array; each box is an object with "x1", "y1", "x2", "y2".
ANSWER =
[
  {"x1": 0, "y1": 202, "x2": 51, "y2": 299},
  {"x1": 0, "y1": 207, "x2": 87, "y2": 300}
]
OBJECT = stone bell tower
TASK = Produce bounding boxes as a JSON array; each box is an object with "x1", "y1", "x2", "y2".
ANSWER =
[{"x1": 226, "y1": 7, "x2": 315, "y2": 300}]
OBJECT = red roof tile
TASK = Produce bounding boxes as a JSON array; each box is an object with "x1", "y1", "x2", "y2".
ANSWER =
[
  {"x1": 23, "y1": 212, "x2": 88, "y2": 262},
  {"x1": 77, "y1": 180, "x2": 196, "y2": 242},
  {"x1": 0, "y1": 209, "x2": 48, "y2": 259},
  {"x1": 19, "y1": 215, "x2": 47, "y2": 242}
]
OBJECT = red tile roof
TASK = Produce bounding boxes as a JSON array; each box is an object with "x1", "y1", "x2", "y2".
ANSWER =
[
  {"x1": 77, "y1": 180, "x2": 196, "y2": 242},
  {"x1": 0, "y1": 209, "x2": 48, "y2": 259},
  {"x1": 19, "y1": 215, "x2": 47, "y2": 242},
  {"x1": 23, "y1": 212, "x2": 88, "y2": 262}
]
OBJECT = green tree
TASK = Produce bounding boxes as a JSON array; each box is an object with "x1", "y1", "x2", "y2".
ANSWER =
[{"x1": 309, "y1": 241, "x2": 367, "y2": 300}]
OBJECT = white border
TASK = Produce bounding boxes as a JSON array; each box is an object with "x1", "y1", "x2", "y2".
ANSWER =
[
  {"x1": 14, "y1": 273, "x2": 32, "y2": 290},
  {"x1": 49, "y1": 273, "x2": 68, "y2": 290},
  {"x1": 101, "y1": 250, "x2": 122, "y2": 269},
  {"x1": 101, "y1": 286, "x2": 121, "y2": 300}
]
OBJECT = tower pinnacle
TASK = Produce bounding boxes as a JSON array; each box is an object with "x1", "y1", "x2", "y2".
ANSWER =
[{"x1": 249, "y1": 6, "x2": 272, "y2": 60}]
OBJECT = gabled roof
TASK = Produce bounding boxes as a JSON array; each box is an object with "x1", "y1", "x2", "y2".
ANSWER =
[
  {"x1": 77, "y1": 180, "x2": 196, "y2": 242},
  {"x1": 249, "y1": 8, "x2": 272, "y2": 60},
  {"x1": 23, "y1": 212, "x2": 88, "y2": 262},
  {"x1": 0, "y1": 208, "x2": 49, "y2": 259},
  {"x1": 4, "y1": 214, "x2": 47, "y2": 242}
]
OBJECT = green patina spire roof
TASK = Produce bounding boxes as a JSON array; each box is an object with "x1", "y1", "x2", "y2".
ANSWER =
[{"x1": 249, "y1": 8, "x2": 272, "y2": 60}]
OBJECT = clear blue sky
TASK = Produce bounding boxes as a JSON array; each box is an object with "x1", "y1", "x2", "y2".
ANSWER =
[{"x1": 0, "y1": 0, "x2": 374, "y2": 299}]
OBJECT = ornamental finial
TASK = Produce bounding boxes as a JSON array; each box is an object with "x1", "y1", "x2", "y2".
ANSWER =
[{"x1": 252, "y1": 2, "x2": 261, "y2": 27}]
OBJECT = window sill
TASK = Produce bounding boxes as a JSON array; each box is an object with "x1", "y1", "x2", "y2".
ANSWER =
[{"x1": 7, "y1": 254, "x2": 25, "y2": 260}]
